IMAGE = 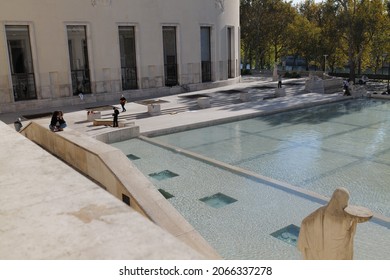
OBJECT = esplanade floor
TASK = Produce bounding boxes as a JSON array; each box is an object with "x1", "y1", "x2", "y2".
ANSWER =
[
  {"x1": 2, "y1": 75, "x2": 388, "y2": 259},
  {"x1": 0, "y1": 75, "x2": 351, "y2": 136}
]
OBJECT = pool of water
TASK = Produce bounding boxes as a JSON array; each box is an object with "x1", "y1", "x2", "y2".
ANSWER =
[
  {"x1": 153, "y1": 99, "x2": 390, "y2": 217},
  {"x1": 111, "y1": 99, "x2": 390, "y2": 259}
]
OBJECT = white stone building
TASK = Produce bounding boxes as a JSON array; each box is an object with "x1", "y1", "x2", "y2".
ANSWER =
[{"x1": 0, "y1": 0, "x2": 240, "y2": 113}]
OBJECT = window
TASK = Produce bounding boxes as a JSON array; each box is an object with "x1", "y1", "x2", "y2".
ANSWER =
[
  {"x1": 201, "y1": 27, "x2": 211, "y2": 82},
  {"x1": 162, "y1": 26, "x2": 178, "y2": 86},
  {"x1": 118, "y1": 26, "x2": 138, "y2": 90},
  {"x1": 228, "y1": 27, "x2": 234, "y2": 78},
  {"x1": 6, "y1": 25, "x2": 37, "y2": 101},
  {"x1": 67, "y1": 25, "x2": 91, "y2": 95}
]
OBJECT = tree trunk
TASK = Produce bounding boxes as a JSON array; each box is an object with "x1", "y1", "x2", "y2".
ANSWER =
[{"x1": 348, "y1": 41, "x2": 356, "y2": 82}]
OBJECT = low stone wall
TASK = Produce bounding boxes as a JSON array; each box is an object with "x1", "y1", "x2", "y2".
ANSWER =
[
  {"x1": 370, "y1": 93, "x2": 390, "y2": 100},
  {"x1": 323, "y1": 78, "x2": 343, "y2": 94},
  {"x1": 93, "y1": 125, "x2": 140, "y2": 144},
  {"x1": 349, "y1": 85, "x2": 368, "y2": 98},
  {"x1": 305, "y1": 77, "x2": 343, "y2": 94},
  {"x1": 20, "y1": 121, "x2": 220, "y2": 259}
]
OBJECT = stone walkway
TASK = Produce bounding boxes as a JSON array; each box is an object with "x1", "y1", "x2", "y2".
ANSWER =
[{"x1": 0, "y1": 76, "x2": 350, "y2": 139}]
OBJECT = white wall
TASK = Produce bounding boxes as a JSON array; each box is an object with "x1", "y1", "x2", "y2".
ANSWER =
[{"x1": 0, "y1": 0, "x2": 240, "y2": 113}]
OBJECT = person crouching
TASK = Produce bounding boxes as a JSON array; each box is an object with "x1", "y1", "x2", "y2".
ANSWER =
[{"x1": 49, "y1": 111, "x2": 67, "y2": 132}]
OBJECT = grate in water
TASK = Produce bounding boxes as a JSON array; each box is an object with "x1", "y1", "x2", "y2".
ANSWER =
[
  {"x1": 270, "y1": 224, "x2": 300, "y2": 246},
  {"x1": 127, "y1": 154, "x2": 140, "y2": 160},
  {"x1": 158, "y1": 189, "x2": 174, "y2": 199},
  {"x1": 218, "y1": 89, "x2": 243, "y2": 94},
  {"x1": 199, "y1": 192, "x2": 237, "y2": 208},
  {"x1": 148, "y1": 170, "x2": 179, "y2": 181},
  {"x1": 246, "y1": 85, "x2": 275, "y2": 90},
  {"x1": 179, "y1": 94, "x2": 210, "y2": 99}
]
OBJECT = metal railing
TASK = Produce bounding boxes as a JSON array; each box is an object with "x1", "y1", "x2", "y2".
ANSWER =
[
  {"x1": 202, "y1": 61, "x2": 211, "y2": 82},
  {"x1": 228, "y1": 59, "x2": 233, "y2": 78},
  {"x1": 71, "y1": 69, "x2": 91, "y2": 95},
  {"x1": 121, "y1": 67, "x2": 138, "y2": 90},
  {"x1": 12, "y1": 73, "x2": 37, "y2": 101},
  {"x1": 164, "y1": 63, "x2": 178, "y2": 86}
]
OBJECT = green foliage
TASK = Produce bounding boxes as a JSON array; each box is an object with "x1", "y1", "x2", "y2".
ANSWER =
[
  {"x1": 240, "y1": 0, "x2": 297, "y2": 69},
  {"x1": 240, "y1": 0, "x2": 390, "y2": 77}
]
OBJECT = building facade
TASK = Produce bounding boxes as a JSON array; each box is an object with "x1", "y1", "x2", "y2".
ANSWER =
[{"x1": 0, "y1": 0, "x2": 240, "y2": 113}]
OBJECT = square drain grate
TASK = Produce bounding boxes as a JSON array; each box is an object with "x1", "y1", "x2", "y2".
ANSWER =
[
  {"x1": 199, "y1": 192, "x2": 237, "y2": 208},
  {"x1": 135, "y1": 99, "x2": 169, "y2": 105},
  {"x1": 149, "y1": 170, "x2": 179, "y2": 181},
  {"x1": 158, "y1": 189, "x2": 174, "y2": 199},
  {"x1": 271, "y1": 224, "x2": 300, "y2": 246},
  {"x1": 127, "y1": 154, "x2": 140, "y2": 160}
]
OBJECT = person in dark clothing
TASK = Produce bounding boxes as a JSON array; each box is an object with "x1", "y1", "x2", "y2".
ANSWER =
[
  {"x1": 112, "y1": 107, "x2": 120, "y2": 127},
  {"x1": 49, "y1": 111, "x2": 67, "y2": 131},
  {"x1": 119, "y1": 95, "x2": 127, "y2": 112},
  {"x1": 343, "y1": 79, "x2": 351, "y2": 96},
  {"x1": 58, "y1": 111, "x2": 67, "y2": 129},
  {"x1": 278, "y1": 75, "x2": 282, "y2": 88},
  {"x1": 49, "y1": 111, "x2": 59, "y2": 131}
]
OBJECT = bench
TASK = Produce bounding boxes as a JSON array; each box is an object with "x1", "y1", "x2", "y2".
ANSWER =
[{"x1": 93, "y1": 119, "x2": 129, "y2": 127}]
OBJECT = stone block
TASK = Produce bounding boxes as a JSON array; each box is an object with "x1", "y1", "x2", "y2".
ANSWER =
[
  {"x1": 197, "y1": 97, "x2": 211, "y2": 108},
  {"x1": 87, "y1": 111, "x2": 102, "y2": 121},
  {"x1": 323, "y1": 78, "x2": 343, "y2": 94},
  {"x1": 59, "y1": 85, "x2": 71, "y2": 97},
  {"x1": 275, "y1": 88, "x2": 286, "y2": 97},
  {"x1": 305, "y1": 78, "x2": 324, "y2": 94},
  {"x1": 350, "y1": 85, "x2": 367, "y2": 98},
  {"x1": 240, "y1": 92, "x2": 251, "y2": 102},
  {"x1": 147, "y1": 104, "x2": 161, "y2": 116},
  {"x1": 41, "y1": 86, "x2": 52, "y2": 99}
]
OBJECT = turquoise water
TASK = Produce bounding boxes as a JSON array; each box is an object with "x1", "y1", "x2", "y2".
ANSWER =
[
  {"x1": 153, "y1": 99, "x2": 390, "y2": 217},
  {"x1": 112, "y1": 99, "x2": 390, "y2": 259}
]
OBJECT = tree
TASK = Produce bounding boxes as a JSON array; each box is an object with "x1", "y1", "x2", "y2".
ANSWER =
[
  {"x1": 334, "y1": 0, "x2": 387, "y2": 80},
  {"x1": 240, "y1": 0, "x2": 296, "y2": 69},
  {"x1": 239, "y1": 0, "x2": 390, "y2": 76},
  {"x1": 264, "y1": 0, "x2": 296, "y2": 63},
  {"x1": 317, "y1": 1, "x2": 346, "y2": 72},
  {"x1": 293, "y1": 1, "x2": 340, "y2": 71},
  {"x1": 286, "y1": 15, "x2": 321, "y2": 70},
  {"x1": 240, "y1": 0, "x2": 271, "y2": 69}
]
